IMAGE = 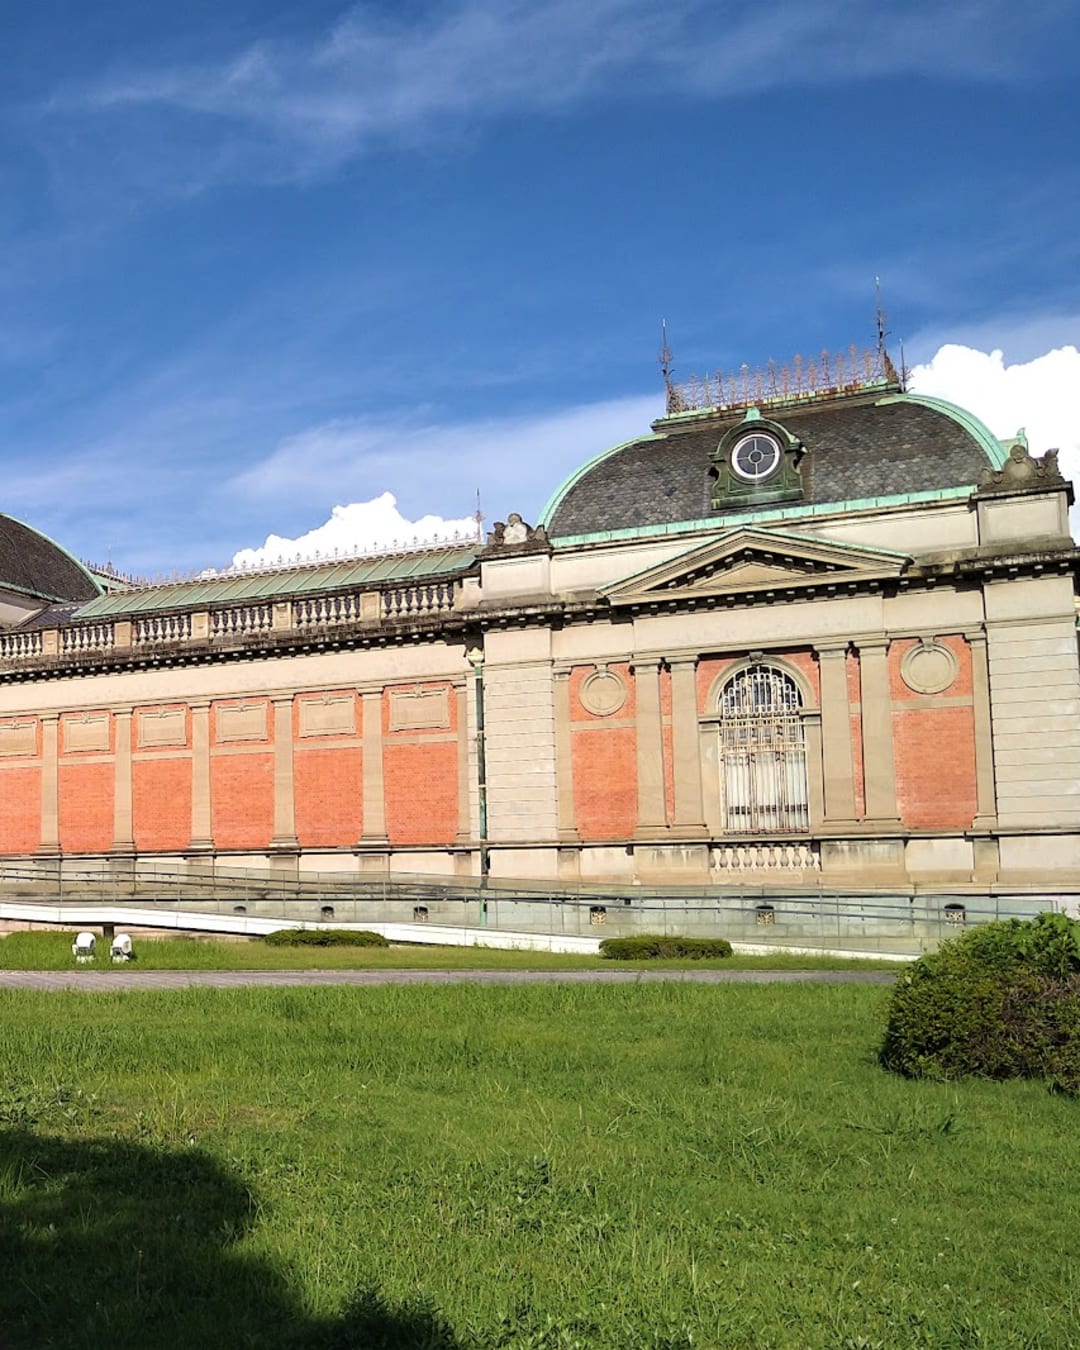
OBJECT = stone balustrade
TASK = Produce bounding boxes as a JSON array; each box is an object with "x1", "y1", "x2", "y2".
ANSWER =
[
  {"x1": 711, "y1": 841, "x2": 821, "y2": 874},
  {"x1": 0, "y1": 582, "x2": 461, "y2": 668}
]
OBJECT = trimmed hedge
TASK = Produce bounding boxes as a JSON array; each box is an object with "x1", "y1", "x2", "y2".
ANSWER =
[
  {"x1": 880, "y1": 912, "x2": 1080, "y2": 1094},
  {"x1": 599, "y1": 935, "x2": 733, "y2": 961},
  {"x1": 261, "y1": 928, "x2": 389, "y2": 948}
]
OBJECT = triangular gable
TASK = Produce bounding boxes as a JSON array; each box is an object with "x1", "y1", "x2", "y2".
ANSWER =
[{"x1": 601, "y1": 526, "x2": 910, "y2": 604}]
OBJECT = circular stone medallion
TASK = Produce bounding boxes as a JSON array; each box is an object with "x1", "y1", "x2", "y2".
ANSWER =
[
  {"x1": 899, "y1": 641, "x2": 958, "y2": 696},
  {"x1": 580, "y1": 669, "x2": 627, "y2": 717}
]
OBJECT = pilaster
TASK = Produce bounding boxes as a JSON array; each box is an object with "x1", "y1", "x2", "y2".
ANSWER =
[
  {"x1": 967, "y1": 630, "x2": 998, "y2": 827},
  {"x1": 855, "y1": 639, "x2": 900, "y2": 823},
  {"x1": 553, "y1": 669, "x2": 579, "y2": 841},
  {"x1": 360, "y1": 689, "x2": 388, "y2": 843},
  {"x1": 111, "y1": 708, "x2": 135, "y2": 852},
  {"x1": 270, "y1": 694, "x2": 299, "y2": 850},
  {"x1": 189, "y1": 700, "x2": 213, "y2": 851},
  {"x1": 668, "y1": 656, "x2": 706, "y2": 834},
  {"x1": 633, "y1": 656, "x2": 667, "y2": 835},
  {"x1": 38, "y1": 713, "x2": 59, "y2": 855},
  {"x1": 816, "y1": 644, "x2": 857, "y2": 825}
]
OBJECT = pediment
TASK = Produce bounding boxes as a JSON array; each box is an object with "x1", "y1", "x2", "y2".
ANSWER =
[{"x1": 601, "y1": 527, "x2": 910, "y2": 604}]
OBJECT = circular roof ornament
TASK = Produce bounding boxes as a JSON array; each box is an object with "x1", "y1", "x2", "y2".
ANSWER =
[{"x1": 730, "y1": 432, "x2": 782, "y2": 483}]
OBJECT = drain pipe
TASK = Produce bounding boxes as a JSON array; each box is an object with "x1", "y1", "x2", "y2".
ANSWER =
[{"x1": 466, "y1": 644, "x2": 490, "y2": 923}]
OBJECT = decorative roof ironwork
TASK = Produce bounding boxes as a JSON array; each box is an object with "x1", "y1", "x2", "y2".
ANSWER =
[{"x1": 662, "y1": 346, "x2": 900, "y2": 417}]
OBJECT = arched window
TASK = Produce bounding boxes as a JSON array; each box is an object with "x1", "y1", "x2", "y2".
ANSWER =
[{"x1": 717, "y1": 665, "x2": 808, "y2": 833}]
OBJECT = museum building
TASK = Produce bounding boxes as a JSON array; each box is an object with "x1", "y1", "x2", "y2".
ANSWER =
[{"x1": 0, "y1": 347, "x2": 1076, "y2": 894}]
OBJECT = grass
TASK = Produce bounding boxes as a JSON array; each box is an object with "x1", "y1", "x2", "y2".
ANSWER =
[
  {"x1": 0, "y1": 929, "x2": 902, "y2": 972},
  {"x1": 1, "y1": 981, "x2": 1078, "y2": 1348}
]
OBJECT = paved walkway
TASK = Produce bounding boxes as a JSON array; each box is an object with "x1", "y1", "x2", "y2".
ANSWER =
[{"x1": 0, "y1": 967, "x2": 896, "y2": 991}]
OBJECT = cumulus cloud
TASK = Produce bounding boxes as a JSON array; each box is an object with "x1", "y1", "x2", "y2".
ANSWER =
[
  {"x1": 231, "y1": 492, "x2": 479, "y2": 568},
  {"x1": 908, "y1": 342, "x2": 1080, "y2": 531},
  {"x1": 228, "y1": 393, "x2": 658, "y2": 565}
]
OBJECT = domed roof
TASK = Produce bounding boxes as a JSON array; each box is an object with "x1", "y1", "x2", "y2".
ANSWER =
[
  {"x1": 542, "y1": 391, "x2": 1005, "y2": 540},
  {"x1": 0, "y1": 514, "x2": 101, "y2": 605}
]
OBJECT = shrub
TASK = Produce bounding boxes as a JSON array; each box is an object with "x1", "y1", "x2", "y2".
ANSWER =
[
  {"x1": 599, "y1": 934, "x2": 733, "y2": 961},
  {"x1": 880, "y1": 912, "x2": 1080, "y2": 1093},
  {"x1": 261, "y1": 928, "x2": 389, "y2": 948}
]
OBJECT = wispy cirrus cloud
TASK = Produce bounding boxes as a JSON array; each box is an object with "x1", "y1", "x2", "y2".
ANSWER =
[{"x1": 42, "y1": 0, "x2": 1072, "y2": 187}]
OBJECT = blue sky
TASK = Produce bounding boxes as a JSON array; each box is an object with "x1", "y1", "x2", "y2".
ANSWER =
[{"x1": 1, "y1": 0, "x2": 1078, "y2": 574}]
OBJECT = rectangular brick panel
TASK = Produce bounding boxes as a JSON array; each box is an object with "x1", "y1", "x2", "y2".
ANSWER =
[
  {"x1": 893, "y1": 706, "x2": 978, "y2": 829},
  {"x1": 211, "y1": 754, "x2": 274, "y2": 849},
  {"x1": 384, "y1": 741, "x2": 458, "y2": 845},
  {"x1": 295, "y1": 746, "x2": 363, "y2": 847},
  {"x1": 59, "y1": 762, "x2": 114, "y2": 852},
  {"x1": 0, "y1": 766, "x2": 41, "y2": 853},
  {"x1": 133, "y1": 759, "x2": 193, "y2": 851}
]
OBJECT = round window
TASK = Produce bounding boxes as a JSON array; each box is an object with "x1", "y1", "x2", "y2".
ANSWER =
[{"x1": 730, "y1": 433, "x2": 782, "y2": 483}]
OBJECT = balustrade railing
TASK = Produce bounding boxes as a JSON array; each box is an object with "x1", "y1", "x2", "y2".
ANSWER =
[
  {"x1": 61, "y1": 623, "x2": 114, "y2": 654},
  {"x1": 212, "y1": 604, "x2": 273, "y2": 638},
  {"x1": 0, "y1": 577, "x2": 460, "y2": 668},
  {"x1": 134, "y1": 613, "x2": 192, "y2": 645},
  {"x1": 0, "y1": 630, "x2": 43, "y2": 661},
  {"x1": 295, "y1": 593, "x2": 362, "y2": 628},
  {"x1": 712, "y1": 842, "x2": 821, "y2": 874},
  {"x1": 383, "y1": 580, "x2": 455, "y2": 619}
]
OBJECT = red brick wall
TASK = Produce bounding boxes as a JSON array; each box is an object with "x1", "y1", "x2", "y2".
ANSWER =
[
  {"x1": 890, "y1": 637, "x2": 977, "y2": 829},
  {"x1": 131, "y1": 704, "x2": 191, "y2": 851},
  {"x1": 569, "y1": 663, "x2": 637, "y2": 841},
  {"x1": 295, "y1": 747, "x2": 363, "y2": 846},
  {"x1": 211, "y1": 699, "x2": 274, "y2": 849},
  {"x1": 58, "y1": 712, "x2": 114, "y2": 852},
  {"x1": 383, "y1": 683, "x2": 458, "y2": 846},
  {"x1": 0, "y1": 765, "x2": 41, "y2": 853},
  {"x1": 59, "y1": 762, "x2": 113, "y2": 853},
  {"x1": 133, "y1": 760, "x2": 192, "y2": 851}
]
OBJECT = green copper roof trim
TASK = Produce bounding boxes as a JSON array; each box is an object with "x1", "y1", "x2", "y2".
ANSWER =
[
  {"x1": 876, "y1": 392, "x2": 1008, "y2": 470},
  {"x1": 538, "y1": 433, "x2": 666, "y2": 529},
  {"x1": 551, "y1": 485, "x2": 973, "y2": 549},
  {"x1": 0, "y1": 513, "x2": 103, "y2": 602},
  {"x1": 71, "y1": 547, "x2": 477, "y2": 620}
]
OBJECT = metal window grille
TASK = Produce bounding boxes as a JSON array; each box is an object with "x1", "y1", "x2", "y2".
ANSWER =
[{"x1": 718, "y1": 666, "x2": 809, "y2": 833}]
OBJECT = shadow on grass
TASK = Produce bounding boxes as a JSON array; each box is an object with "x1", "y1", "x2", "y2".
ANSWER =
[{"x1": 0, "y1": 1130, "x2": 462, "y2": 1350}]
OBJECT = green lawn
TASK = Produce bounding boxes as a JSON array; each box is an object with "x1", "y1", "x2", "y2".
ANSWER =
[
  {"x1": 1, "y1": 982, "x2": 1076, "y2": 1348},
  {"x1": 0, "y1": 929, "x2": 903, "y2": 971}
]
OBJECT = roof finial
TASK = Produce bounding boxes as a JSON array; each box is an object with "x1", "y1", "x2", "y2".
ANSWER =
[
  {"x1": 874, "y1": 276, "x2": 900, "y2": 384},
  {"x1": 659, "y1": 319, "x2": 678, "y2": 413}
]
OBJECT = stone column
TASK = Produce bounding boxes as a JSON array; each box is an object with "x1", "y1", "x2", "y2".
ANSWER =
[
  {"x1": 38, "y1": 713, "x2": 60, "y2": 854},
  {"x1": 553, "y1": 669, "x2": 579, "y2": 840},
  {"x1": 968, "y1": 630, "x2": 998, "y2": 827},
  {"x1": 270, "y1": 694, "x2": 298, "y2": 849},
  {"x1": 360, "y1": 690, "x2": 388, "y2": 842},
  {"x1": 189, "y1": 701, "x2": 213, "y2": 850},
  {"x1": 668, "y1": 657, "x2": 706, "y2": 833},
  {"x1": 112, "y1": 709, "x2": 135, "y2": 852},
  {"x1": 816, "y1": 644, "x2": 857, "y2": 824},
  {"x1": 633, "y1": 656, "x2": 667, "y2": 835},
  {"x1": 856, "y1": 639, "x2": 900, "y2": 822}
]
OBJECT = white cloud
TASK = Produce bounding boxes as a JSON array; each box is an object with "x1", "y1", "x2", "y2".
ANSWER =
[
  {"x1": 231, "y1": 491, "x2": 479, "y2": 568},
  {"x1": 227, "y1": 392, "x2": 659, "y2": 562},
  {"x1": 232, "y1": 343, "x2": 1080, "y2": 567},
  {"x1": 48, "y1": 0, "x2": 1062, "y2": 186},
  {"x1": 908, "y1": 342, "x2": 1080, "y2": 532}
]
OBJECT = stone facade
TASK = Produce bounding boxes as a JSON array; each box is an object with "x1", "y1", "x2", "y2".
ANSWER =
[{"x1": 0, "y1": 375, "x2": 1077, "y2": 894}]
